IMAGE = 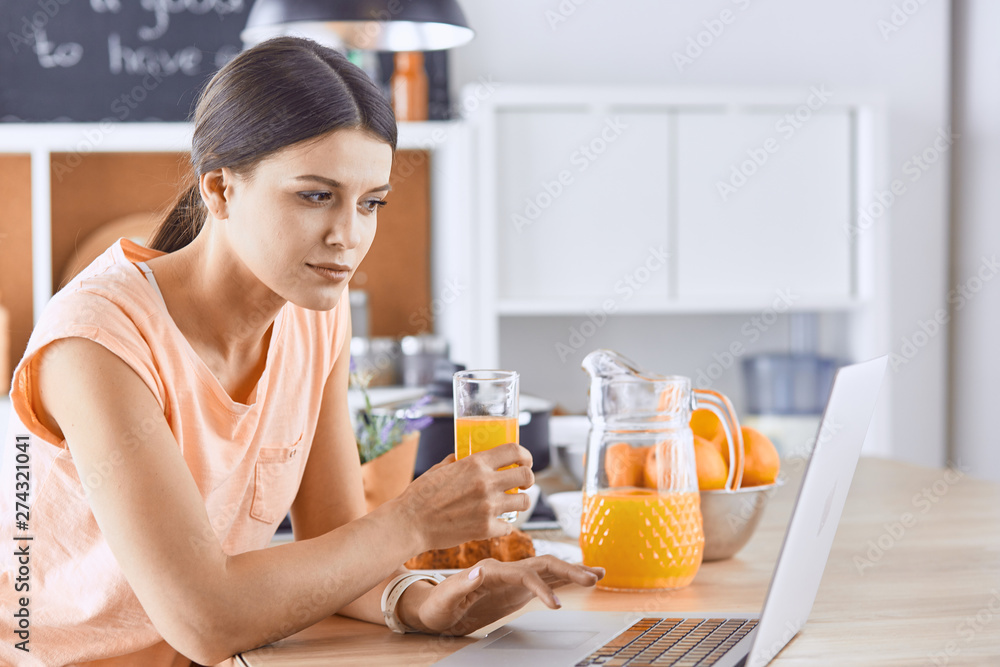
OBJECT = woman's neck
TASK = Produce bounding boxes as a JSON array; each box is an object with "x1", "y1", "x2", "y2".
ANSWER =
[{"x1": 144, "y1": 221, "x2": 286, "y2": 367}]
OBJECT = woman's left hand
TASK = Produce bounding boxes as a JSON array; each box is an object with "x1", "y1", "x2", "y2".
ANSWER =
[{"x1": 404, "y1": 556, "x2": 605, "y2": 636}]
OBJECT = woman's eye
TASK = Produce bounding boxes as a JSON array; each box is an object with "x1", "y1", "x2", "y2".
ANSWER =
[
  {"x1": 362, "y1": 199, "x2": 388, "y2": 214},
  {"x1": 299, "y1": 191, "x2": 332, "y2": 203}
]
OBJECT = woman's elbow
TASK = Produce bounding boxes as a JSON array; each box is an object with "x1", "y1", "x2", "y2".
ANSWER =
[
  {"x1": 156, "y1": 601, "x2": 241, "y2": 665},
  {"x1": 168, "y1": 626, "x2": 242, "y2": 665}
]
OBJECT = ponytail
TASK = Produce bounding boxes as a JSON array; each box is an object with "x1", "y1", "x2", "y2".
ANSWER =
[{"x1": 149, "y1": 183, "x2": 205, "y2": 253}]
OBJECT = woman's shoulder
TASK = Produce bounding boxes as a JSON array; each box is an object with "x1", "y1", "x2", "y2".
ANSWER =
[
  {"x1": 20, "y1": 240, "x2": 166, "y2": 392},
  {"x1": 43, "y1": 239, "x2": 163, "y2": 326}
]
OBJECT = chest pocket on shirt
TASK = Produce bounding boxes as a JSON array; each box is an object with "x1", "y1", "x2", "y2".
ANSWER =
[{"x1": 250, "y1": 434, "x2": 304, "y2": 524}]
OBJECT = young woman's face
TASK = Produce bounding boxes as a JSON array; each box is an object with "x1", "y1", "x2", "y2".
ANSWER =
[{"x1": 223, "y1": 127, "x2": 393, "y2": 311}]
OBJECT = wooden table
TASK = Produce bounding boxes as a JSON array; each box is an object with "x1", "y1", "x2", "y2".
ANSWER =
[{"x1": 232, "y1": 457, "x2": 1000, "y2": 666}]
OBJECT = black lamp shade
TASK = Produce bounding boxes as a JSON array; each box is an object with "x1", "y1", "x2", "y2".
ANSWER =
[{"x1": 242, "y1": 0, "x2": 475, "y2": 51}]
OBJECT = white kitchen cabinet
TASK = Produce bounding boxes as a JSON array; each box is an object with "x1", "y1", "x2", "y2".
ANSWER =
[
  {"x1": 472, "y1": 88, "x2": 866, "y2": 322},
  {"x1": 675, "y1": 111, "x2": 853, "y2": 300},
  {"x1": 495, "y1": 110, "x2": 671, "y2": 306}
]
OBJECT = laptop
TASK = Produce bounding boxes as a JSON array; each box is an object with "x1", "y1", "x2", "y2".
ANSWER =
[{"x1": 434, "y1": 355, "x2": 888, "y2": 667}]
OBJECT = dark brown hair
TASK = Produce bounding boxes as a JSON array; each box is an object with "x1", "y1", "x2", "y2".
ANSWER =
[{"x1": 149, "y1": 36, "x2": 398, "y2": 253}]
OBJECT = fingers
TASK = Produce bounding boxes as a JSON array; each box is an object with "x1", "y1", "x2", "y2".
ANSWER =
[
  {"x1": 475, "y1": 442, "x2": 533, "y2": 470},
  {"x1": 497, "y1": 465, "x2": 534, "y2": 494},
  {"x1": 472, "y1": 557, "x2": 606, "y2": 608},
  {"x1": 528, "y1": 555, "x2": 605, "y2": 588},
  {"x1": 485, "y1": 562, "x2": 560, "y2": 609},
  {"x1": 426, "y1": 453, "x2": 457, "y2": 473}
]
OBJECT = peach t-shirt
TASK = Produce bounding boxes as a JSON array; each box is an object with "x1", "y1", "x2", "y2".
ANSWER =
[{"x1": 0, "y1": 238, "x2": 350, "y2": 666}]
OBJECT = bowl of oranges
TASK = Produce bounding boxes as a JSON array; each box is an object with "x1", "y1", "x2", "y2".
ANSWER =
[{"x1": 690, "y1": 408, "x2": 784, "y2": 561}]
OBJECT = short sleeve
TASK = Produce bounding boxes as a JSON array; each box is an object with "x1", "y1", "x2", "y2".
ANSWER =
[{"x1": 9, "y1": 290, "x2": 166, "y2": 449}]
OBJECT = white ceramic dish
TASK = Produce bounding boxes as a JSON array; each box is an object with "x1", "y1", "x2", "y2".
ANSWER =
[{"x1": 546, "y1": 490, "x2": 584, "y2": 539}]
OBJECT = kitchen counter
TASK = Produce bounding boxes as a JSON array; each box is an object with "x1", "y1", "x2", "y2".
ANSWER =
[{"x1": 231, "y1": 457, "x2": 1000, "y2": 666}]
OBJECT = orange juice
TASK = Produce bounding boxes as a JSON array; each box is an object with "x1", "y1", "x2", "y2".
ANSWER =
[
  {"x1": 580, "y1": 488, "x2": 704, "y2": 591},
  {"x1": 455, "y1": 416, "x2": 519, "y2": 493}
]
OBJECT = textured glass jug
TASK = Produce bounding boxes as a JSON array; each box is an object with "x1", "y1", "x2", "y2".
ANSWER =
[{"x1": 580, "y1": 349, "x2": 743, "y2": 591}]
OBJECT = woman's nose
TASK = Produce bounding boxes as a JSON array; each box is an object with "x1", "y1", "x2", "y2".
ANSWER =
[{"x1": 324, "y1": 208, "x2": 362, "y2": 249}]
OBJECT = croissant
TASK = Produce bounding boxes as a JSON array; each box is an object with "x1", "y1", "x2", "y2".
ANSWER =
[{"x1": 405, "y1": 530, "x2": 536, "y2": 569}]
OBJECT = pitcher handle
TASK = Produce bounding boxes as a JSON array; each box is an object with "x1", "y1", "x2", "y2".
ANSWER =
[{"x1": 692, "y1": 389, "x2": 744, "y2": 491}]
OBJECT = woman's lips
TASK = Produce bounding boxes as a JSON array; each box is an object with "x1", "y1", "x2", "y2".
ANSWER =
[{"x1": 307, "y1": 264, "x2": 350, "y2": 282}]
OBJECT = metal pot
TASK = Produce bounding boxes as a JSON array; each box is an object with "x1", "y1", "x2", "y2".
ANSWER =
[
  {"x1": 350, "y1": 336, "x2": 401, "y2": 386},
  {"x1": 400, "y1": 334, "x2": 450, "y2": 387}
]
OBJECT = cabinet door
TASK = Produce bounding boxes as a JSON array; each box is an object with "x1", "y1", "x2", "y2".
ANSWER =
[
  {"x1": 495, "y1": 110, "x2": 671, "y2": 306},
  {"x1": 676, "y1": 111, "x2": 853, "y2": 301}
]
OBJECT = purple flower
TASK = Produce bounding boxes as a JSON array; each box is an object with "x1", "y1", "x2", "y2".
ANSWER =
[
  {"x1": 405, "y1": 415, "x2": 434, "y2": 433},
  {"x1": 379, "y1": 420, "x2": 396, "y2": 443},
  {"x1": 411, "y1": 394, "x2": 434, "y2": 408}
]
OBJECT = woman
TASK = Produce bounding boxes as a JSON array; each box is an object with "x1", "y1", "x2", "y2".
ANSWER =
[{"x1": 0, "y1": 37, "x2": 602, "y2": 666}]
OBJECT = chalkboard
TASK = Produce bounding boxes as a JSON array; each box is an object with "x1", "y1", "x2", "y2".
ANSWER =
[{"x1": 0, "y1": 0, "x2": 250, "y2": 122}]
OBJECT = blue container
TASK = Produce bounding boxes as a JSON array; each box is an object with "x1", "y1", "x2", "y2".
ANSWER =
[{"x1": 741, "y1": 354, "x2": 840, "y2": 415}]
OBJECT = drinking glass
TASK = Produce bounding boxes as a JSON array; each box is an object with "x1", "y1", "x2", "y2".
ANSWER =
[{"x1": 453, "y1": 370, "x2": 520, "y2": 523}]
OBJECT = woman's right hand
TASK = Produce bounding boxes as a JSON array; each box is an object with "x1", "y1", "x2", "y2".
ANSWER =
[{"x1": 389, "y1": 442, "x2": 534, "y2": 551}]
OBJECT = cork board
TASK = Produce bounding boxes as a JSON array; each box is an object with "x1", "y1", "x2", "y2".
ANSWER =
[
  {"x1": 9, "y1": 148, "x2": 432, "y2": 378},
  {"x1": 0, "y1": 154, "x2": 33, "y2": 391}
]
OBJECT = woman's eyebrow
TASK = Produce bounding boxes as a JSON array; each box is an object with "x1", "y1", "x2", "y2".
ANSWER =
[{"x1": 293, "y1": 174, "x2": 391, "y2": 193}]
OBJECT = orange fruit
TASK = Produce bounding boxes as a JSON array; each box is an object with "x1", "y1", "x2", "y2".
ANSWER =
[
  {"x1": 740, "y1": 426, "x2": 780, "y2": 486},
  {"x1": 641, "y1": 441, "x2": 683, "y2": 490},
  {"x1": 605, "y1": 442, "x2": 650, "y2": 488},
  {"x1": 690, "y1": 408, "x2": 726, "y2": 446},
  {"x1": 693, "y1": 434, "x2": 728, "y2": 490},
  {"x1": 639, "y1": 437, "x2": 727, "y2": 491},
  {"x1": 642, "y1": 443, "x2": 669, "y2": 489}
]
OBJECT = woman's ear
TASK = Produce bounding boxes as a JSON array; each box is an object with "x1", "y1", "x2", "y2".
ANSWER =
[{"x1": 199, "y1": 168, "x2": 235, "y2": 221}]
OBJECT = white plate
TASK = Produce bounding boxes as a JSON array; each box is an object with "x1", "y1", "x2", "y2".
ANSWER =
[
  {"x1": 407, "y1": 538, "x2": 582, "y2": 577},
  {"x1": 533, "y1": 538, "x2": 583, "y2": 563}
]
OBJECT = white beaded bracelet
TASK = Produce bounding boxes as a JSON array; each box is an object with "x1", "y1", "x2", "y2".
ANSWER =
[{"x1": 381, "y1": 572, "x2": 446, "y2": 634}]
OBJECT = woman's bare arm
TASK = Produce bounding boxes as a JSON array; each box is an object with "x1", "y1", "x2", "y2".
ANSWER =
[
  {"x1": 284, "y1": 318, "x2": 414, "y2": 628},
  {"x1": 36, "y1": 336, "x2": 530, "y2": 664}
]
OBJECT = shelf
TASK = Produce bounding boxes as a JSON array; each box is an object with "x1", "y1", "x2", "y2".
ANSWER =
[
  {"x1": 495, "y1": 296, "x2": 866, "y2": 316},
  {"x1": 0, "y1": 120, "x2": 460, "y2": 153}
]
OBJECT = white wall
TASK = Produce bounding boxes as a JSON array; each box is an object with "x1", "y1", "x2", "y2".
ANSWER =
[
  {"x1": 950, "y1": 0, "x2": 1000, "y2": 481},
  {"x1": 447, "y1": 0, "x2": 951, "y2": 468}
]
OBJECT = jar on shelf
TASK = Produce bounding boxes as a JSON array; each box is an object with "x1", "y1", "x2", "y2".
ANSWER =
[{"x1": 390, "y1": 51, "x2": 428, "y2": 122}]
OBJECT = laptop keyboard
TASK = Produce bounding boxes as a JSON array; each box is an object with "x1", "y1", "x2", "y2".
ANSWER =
[{"x1": 575, "y1": 617, "x2": 759, "y2": 667}]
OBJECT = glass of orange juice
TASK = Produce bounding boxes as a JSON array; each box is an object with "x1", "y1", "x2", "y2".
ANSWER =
[{"x1": 454, "y1": 369, "x2": 520, "y2": 523}]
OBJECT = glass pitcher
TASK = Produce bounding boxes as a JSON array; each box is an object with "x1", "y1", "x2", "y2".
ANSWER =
[{"x1": 580, "y1": 349, "x2": 743, "y2": 591}]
